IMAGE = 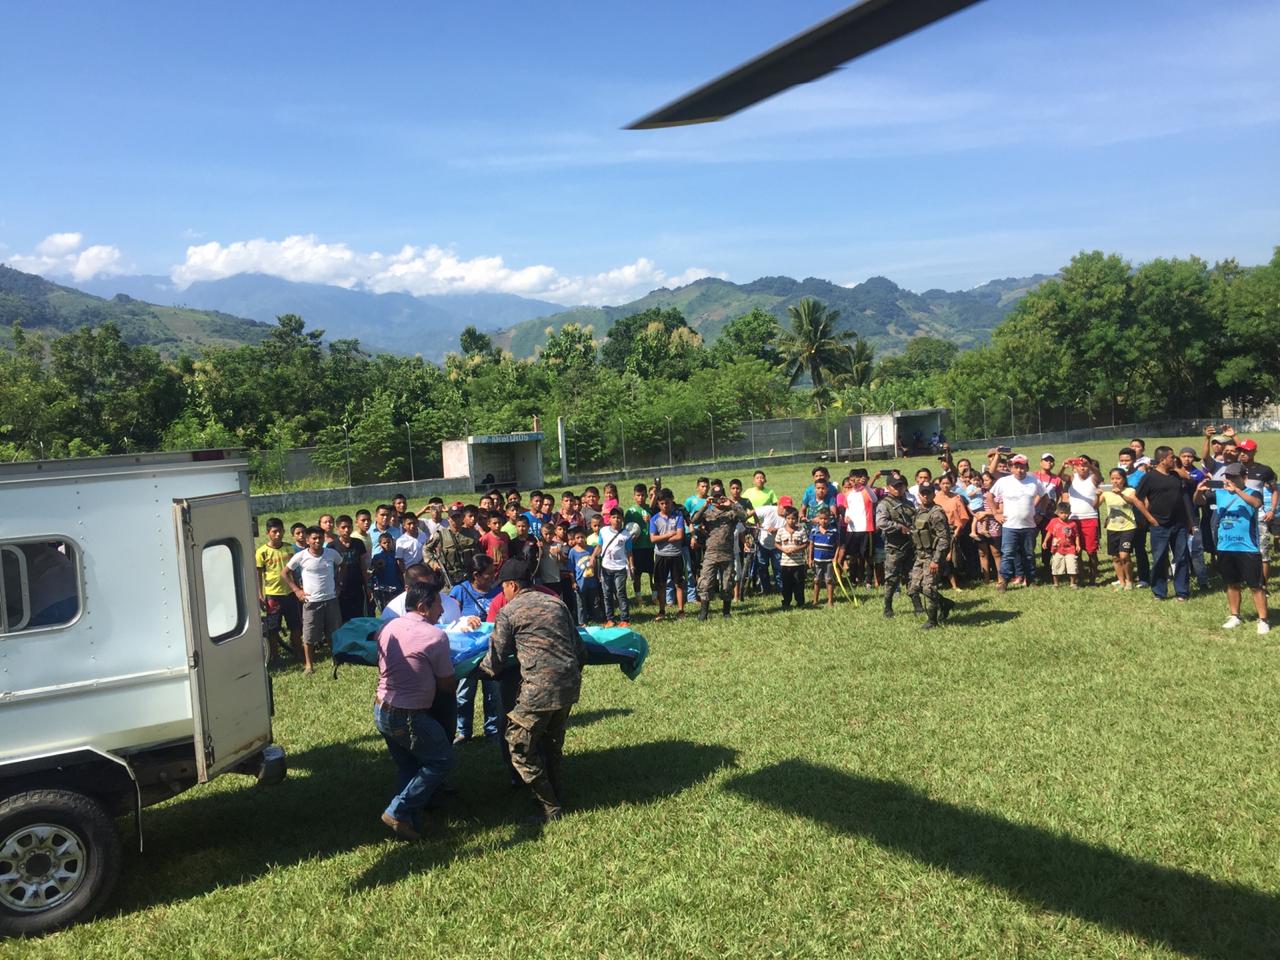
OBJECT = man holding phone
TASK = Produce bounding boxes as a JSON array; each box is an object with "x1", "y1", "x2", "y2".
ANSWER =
[{"x1": 1195, "y1": 463, "x2": 1268, "y2": 634}]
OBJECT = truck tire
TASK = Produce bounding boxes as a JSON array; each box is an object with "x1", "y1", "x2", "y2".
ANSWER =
[{"x1": 0, "y1": 790, "x2": 121, "y2": 937}]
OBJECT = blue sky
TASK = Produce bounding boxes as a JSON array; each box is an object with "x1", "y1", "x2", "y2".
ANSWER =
[{"x1": 3, "y1": 0, "x2": 1277, "y2": 304}]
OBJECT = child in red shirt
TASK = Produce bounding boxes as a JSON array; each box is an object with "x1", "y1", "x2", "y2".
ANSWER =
[
  {"x1": 479, "y1": 512, "x2": 511, "y2": 566},
  {"x1": 1044, "y1": 501, "x2": 1081, "y2": 588}
]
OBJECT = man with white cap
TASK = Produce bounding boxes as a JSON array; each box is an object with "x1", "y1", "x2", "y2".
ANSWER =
[{"x1": 991, "y1": 454, "x2": 1046, "y2": 590}]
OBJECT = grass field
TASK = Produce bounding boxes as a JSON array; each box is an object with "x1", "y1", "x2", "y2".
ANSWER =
[{"x1": 28, "y1": 434, "x2": 1280, "y2": 958}]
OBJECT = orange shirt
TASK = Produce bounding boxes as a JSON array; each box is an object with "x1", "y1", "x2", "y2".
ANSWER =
[{"x1": 934, "y1": 490, "x2": 971, "y2": 529}]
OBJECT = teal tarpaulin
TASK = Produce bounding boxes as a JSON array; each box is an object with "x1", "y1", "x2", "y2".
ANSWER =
[{"x1": 332, "y1": 619, "x2": 649, "y2": 681}]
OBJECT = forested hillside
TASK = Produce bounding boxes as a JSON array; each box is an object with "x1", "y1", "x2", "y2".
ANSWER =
[
  {"x1": 0, "y1": 266, "x2": 271, "y2": 356},
  {"x1": 496, "y1": 273, "x2": 1052, "y2": 358}
]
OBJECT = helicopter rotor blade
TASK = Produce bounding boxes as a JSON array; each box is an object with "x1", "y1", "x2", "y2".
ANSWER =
[{"x1": 626, "y1": 0, "x2": 985, "y2": 129}]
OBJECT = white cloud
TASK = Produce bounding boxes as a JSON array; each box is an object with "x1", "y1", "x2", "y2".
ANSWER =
[
  {"x1": 170, "y1": 233, "x2": 725, "y2": 306},
  {"x1": 7, "y1": 232, "x2": 124, "y2": 281}
]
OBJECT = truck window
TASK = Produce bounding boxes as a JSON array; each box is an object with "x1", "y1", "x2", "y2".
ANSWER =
[
  {"x1": 0, "y1": 539, "x2": 82, "y2": 634},
  {"x1": 201, "y1": 541, "x2": 244, "y2": 642}
]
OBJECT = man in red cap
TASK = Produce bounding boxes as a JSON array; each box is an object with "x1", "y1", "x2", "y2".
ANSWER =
[{"x1": 1236, "y1": 439, "x2": 1276, "y2": 583}]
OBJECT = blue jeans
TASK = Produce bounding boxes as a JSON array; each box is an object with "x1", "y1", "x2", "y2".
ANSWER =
[
  {"x1": 1148, "y1": 523, "x2": 1190, "y2": 600},
  {"x1": 668, "y1": 543, "x2": 699, "y2": 604},
  {"x1": 373, "y1": 702, "x2": 456, "y2": 825},
  {"x1": 577, "y1": 583, "x2": 604, "y2": 624},
  {"x1": 999, "y1": 527, "x2": 1037, "y2": 583},
  {"x1": 455, "y1": 675, "x2": 502, "y2": 739},
  {"x1": 601, "y1": 568, "x2": 630, "y2": 621},
  {"x1": 1188, "y1": 526, "x2": 1210, "y2": 589},
  {"x1": 752, "y1": 545, "x2": 783, "y2": 592}
]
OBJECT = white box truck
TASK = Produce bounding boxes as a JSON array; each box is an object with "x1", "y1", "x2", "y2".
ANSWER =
[{"x1": 0, "y1": 450, "x2": 285, "y2": 936}]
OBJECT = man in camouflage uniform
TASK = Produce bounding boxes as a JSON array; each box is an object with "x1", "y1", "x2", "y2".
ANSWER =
[
  {"x1": 875, "y1": 474, "x2": 921, "y2": 618},
  {"x1": 907, "y1": 483, "x2": 955, "y2": 629},
  {"x1": 427, "y1": 509, "x2": 477, "y2": 587},
  {"x1": 480, "y1": 559, "x2": 587, "y2": 823},
  {"x1": 692, "y1": 485, "x2": 747, "y2": 620}
]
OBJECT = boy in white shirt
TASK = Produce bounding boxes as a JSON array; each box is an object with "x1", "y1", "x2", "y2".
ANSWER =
[
  {"x1": 283, "y1": 525, "x2": 344, "y2": 675},
  {"x1": 599, "y1": 508, "x2": 634, "y2": 626}
]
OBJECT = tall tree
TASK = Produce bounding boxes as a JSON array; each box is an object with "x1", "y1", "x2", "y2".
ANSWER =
[
  {"x1": 599, "y1": 307, "x2": 689, "y2": 372},
  {"x1": 776, "y1": 298, "x2": 856, "y2": 409},
  {"x1": 710, "y1": 308, "x2": 783, "y2": 366}
]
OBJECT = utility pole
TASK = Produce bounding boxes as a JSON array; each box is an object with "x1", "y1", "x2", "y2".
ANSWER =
[{"x1": 405, "y1": 422, "x2": 414, "y2": 481}]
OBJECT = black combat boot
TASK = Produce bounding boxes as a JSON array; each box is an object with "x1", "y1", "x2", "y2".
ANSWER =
[
  {"x1": 722, "y1": 597, "x2": 732, "y2": 618},
  {"x1": 525, "y1": 776, "x2": 563, "y2": 825},
  {"x1": 910, "y1": 593, "x2": 925, "y2": 615},
  {"x1": 883, "y1": 585, "x2": 896, "y2": 619},
  {"x1": 697, "y1": 599, "x2": 711, "y2": 621},
  {"x1": 921, "y1": 604, "x2": 939, "y2": 630}
]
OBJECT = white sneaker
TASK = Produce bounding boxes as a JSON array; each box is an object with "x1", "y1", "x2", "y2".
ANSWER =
[
  {"x1": 1222, "y1": 616, "x2": 1243, "y2": 629},
  {"x1": 1259, "y1": 620, "x2": 1271, "y2": 636}
]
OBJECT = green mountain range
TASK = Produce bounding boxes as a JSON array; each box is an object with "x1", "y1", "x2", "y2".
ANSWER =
[
  {"x1": 0, "y1": 265, "x2": 272, "y2": 355},
  {"x1": 495, "y1": 273, "x2": 1051, "y2": 358}
]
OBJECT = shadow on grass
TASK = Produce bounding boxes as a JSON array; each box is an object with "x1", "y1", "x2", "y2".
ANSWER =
[
  {"x1": 946, "y1": 608, "x2": 1021, "y2": 626},
  {"x1": 350, "y1": 738, "x2": 737, "y2": 891},
  {"x1": 724, "y1": 760, "x2": 1280, "y2": 959},
  {"x1": 567, "y1": 706, "x2": 633, "y2": 728},
  {"x1": 111, "y1": 736, "x2": 734, "y2": 916}
]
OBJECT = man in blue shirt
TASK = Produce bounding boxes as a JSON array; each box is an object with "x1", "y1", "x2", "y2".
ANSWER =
[
  {"x1": 1195, "y1": 462, "x2": 1268, "y2": 635},
  {"x1": 801, "y1": 467, "x2": 832, "y2": 512}
]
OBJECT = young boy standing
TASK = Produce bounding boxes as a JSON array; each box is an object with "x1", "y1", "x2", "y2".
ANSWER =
[
  {"x1": 332, "y1": 514, "x2": 371, "y2": 622},
  {"x1": 283, "y1": 526, "x2": 344, "y2": 675},
  {"x1": 777, "y1": 506, "x2": 809, "y2": 610},
  {"x1": 480, "y1": 511, "x2": 512, "y2": 566},
  {"x1": 568, "y1": 527, "x2": 603, "y2": 625},
  {"x1": 649, "y1": 489, "x2": 686, "y2": 621},
  {"x1": 256, "y1": 518, "x2": 298, "y2": 663},
  {"x1": 809, "y1": 508, "x2": 838, "y2": 607},
  {"x1": 369, "y1": 532, "x2": 404, "y2": 612},
  {"x1": 625, "y1": 482, "x2": 656, "y2": 602},
  {"x1": 353, "y1": 509, "x2": 373, "y2": 547},
  {"x1": 600, "y1": 508, "x2": 634, "y2": 626},
  {"x1": 1044, "y1": 501, "x2": 1081, "y2": 588}
]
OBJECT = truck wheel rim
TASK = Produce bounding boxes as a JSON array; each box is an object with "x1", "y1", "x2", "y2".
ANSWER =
[{"x1": 0, "y1": 823, "x2": 87, "y2": 912}]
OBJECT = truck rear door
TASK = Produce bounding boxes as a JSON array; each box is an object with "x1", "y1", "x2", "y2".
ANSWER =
[{"x1": 174, "y1": 493, "x2": 272, "y2": 781}]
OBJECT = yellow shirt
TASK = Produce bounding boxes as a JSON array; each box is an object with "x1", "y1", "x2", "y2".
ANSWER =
[
  {"x1": 255, "y1": 543, "x2": 293, "y2": 596},
  {"x1": 1100, "y1": 490, "x2": 1136, "y2": 532}
]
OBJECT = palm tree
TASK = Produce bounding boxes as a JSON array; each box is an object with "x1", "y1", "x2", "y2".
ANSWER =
[{"x1": 777, "y1": 298, "x2": 858, "y2": 408}]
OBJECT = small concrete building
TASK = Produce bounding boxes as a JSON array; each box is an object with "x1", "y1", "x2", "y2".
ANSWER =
[
  {"x1": 861, "y1": 408, "x2": 950, "y2": 458},
  {"x1": 442, "y1": 431, "x2": 544, "y2": 491}
]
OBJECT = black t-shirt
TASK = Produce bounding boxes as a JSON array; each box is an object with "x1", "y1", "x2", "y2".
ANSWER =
[
  {"x1": 1136, "y1": 469, "x2": 1187, "y2": 527},
  {"x1": 1244, "y1": 461, "x2": 1276, "y2": 491},
  {"x1": 332, "y1": 538, "x2": 367, "y2": 594}
]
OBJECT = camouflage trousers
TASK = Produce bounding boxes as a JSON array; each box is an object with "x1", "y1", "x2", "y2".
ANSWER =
[
  {"x1": 883, "y1": 540, "x2": 914, "y2": 591},
  {"x1": 505, "y1": 703, "x2": 572, "y2": 799},
  {"x1": 697, "y1": 556, "x2": 736, "y2": 600},
  {"x1": 907, "y1": 556, "x2": 941, "y2": 605}
]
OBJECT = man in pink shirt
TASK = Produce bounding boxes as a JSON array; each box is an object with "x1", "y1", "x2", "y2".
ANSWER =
[{"x1": 374, "y1": 582, "x2": 457, "y2": 841}]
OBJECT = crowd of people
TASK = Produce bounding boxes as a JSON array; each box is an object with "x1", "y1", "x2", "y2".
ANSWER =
[
  {"x1": 249, "y1": 426, "x2": 1274, "y2": 836},
  {"x1": 255, "y1": 425, "x2": 1276, "y2": 657}
]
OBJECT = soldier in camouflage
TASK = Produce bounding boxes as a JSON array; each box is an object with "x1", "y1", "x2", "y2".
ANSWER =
[
  {"x1": 692, "y1": 486, "x2": 747, "y2": 620},
  {"x1": 875, "y1": 474, "x2": 921, "y2": 618},
  {"x1": 907, "y1": 483, "x2": 955, "y2": 629},
  {"x1": 479, "y1": 559, "x2": 587, "y2": 823},
  {"x1": 427, "y1": 509, "x2": 478, "y2": 587}
]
